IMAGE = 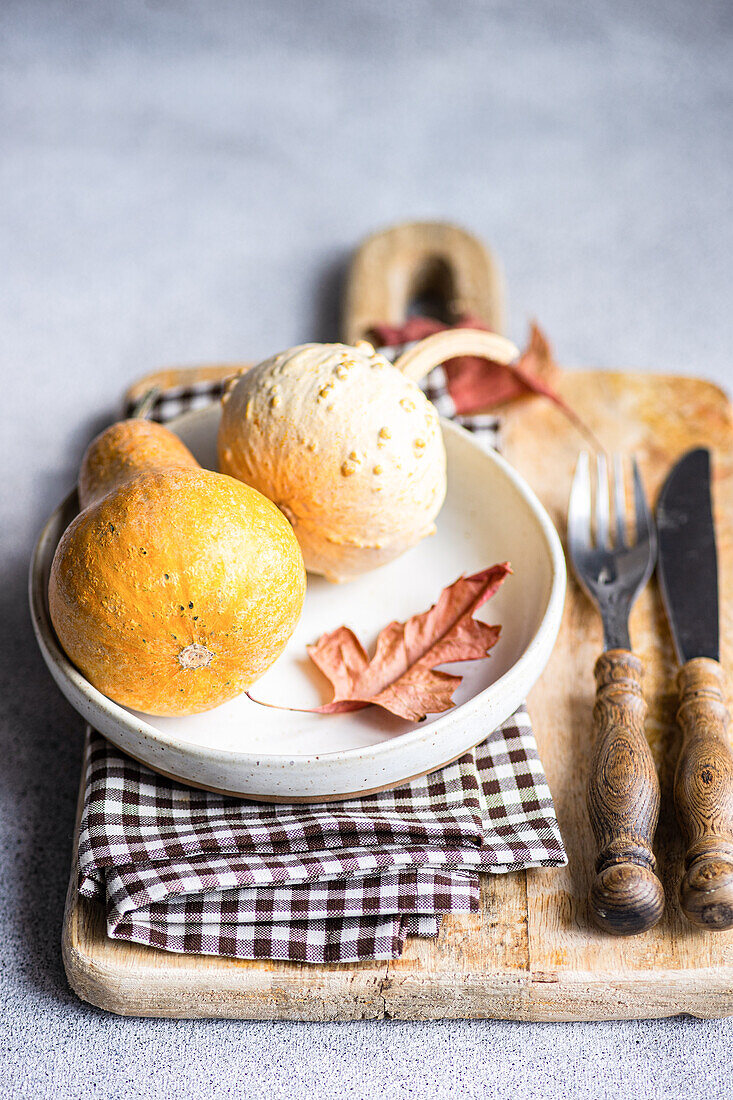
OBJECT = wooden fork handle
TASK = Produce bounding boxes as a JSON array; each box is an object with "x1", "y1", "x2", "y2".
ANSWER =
[
  {"x1": 586, "y1": 649, "x2": 664, "y2": 935},
  {"x1": 674, "y1": 658, "x2": 733, "y2": 930}
]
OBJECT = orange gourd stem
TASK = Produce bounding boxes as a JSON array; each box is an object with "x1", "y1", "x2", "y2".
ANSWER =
[{"x1": 129, "y1": 386, "x2": 161, "y2": 421}]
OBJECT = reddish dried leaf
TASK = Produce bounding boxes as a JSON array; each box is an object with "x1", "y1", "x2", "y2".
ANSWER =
[
  {"x1": 509, "y1": 324, "x2": 602, "y2": 449},
  {"x1": 305, "y1": 563, "x2": 510, "y2": 721}
]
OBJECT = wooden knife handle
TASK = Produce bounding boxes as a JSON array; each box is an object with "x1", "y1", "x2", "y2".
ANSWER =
[
  {"x1": 675, "y1": 658, "x2": 733, "y2": 930},
  {"x1": 586, "y1": 650, "x2": 664, "y2": 935}
]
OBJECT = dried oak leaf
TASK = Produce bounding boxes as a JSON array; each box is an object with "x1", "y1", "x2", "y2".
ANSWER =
[{"x1": 304, "y1": 563, "x2": 511, "y2": 721}]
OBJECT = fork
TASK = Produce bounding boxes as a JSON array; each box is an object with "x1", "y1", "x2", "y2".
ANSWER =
[{"x1": 568, "y1": 453, "x2": 664, "y2": 936}]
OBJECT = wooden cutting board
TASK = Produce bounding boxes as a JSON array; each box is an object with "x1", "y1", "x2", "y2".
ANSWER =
[
  {"x1": 61, "y1": 222, "x2": 733, "y2": 1019},
  {"x1": 62, "y1": 367, "x2": 733, "y2": 1021}
]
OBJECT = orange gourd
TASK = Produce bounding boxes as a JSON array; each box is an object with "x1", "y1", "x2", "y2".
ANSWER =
[{"x1": 48, "y1": 419, "x2": 306, "y2": 716}]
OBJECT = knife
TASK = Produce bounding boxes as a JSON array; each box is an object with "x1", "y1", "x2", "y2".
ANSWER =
[{"x1": 657, "y1": 447, "x2": 733, "y2": 930}]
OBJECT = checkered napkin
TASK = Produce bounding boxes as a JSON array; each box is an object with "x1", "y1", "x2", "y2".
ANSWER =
[{"x1": 79, "y1": 337, "x2": 566, "y2": 964}]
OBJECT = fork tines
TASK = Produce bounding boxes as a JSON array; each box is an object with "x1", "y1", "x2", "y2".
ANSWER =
[
  {"x1": 567, "y1": 452, "x2": 657, "y2": 652},
  {"x1": 569, "y1": 452, "x2": 653, "y2": 553}
]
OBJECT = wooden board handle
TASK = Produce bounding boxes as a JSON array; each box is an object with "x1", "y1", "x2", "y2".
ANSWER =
[
  {"x1": 342, "y1": 221, "x2": 504, "y2": 344},
  {"x1": 675, "y1": 657, "x2": 733, "y2": 930},
  {"x1": 586, "y1": 650, "x2": 664, "y2": 935}
]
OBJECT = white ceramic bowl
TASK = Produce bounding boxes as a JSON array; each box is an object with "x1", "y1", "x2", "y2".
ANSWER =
[{"x1": 29, "y1": 406, "x2": 565, "y2": 801}]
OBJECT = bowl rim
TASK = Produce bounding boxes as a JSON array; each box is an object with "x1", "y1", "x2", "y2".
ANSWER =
[{"x1": 29, "y1": 411, "x2": 566, "y2": 769}]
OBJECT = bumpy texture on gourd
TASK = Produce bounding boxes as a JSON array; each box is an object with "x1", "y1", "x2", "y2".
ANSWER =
[
  {"x1": 49, "y1": 420, "x2": 306, "y2": 716},
  {"x1": 218, "y1": 342, "x2": 447, "y2": 583}
]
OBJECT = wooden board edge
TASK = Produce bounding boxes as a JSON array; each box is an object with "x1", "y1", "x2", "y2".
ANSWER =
[
  {"x1": 382, "y1": 970, "x2": 733, "y2": 1022},
  {"x1": 64, "y1": 888, "x2": 393, "y2": 1021},
  {"x1": 566, "y1": 368, "x2": 731, "y2": 411},
  {"x1": 63, "y1": 885, "x2": 733, "y2": 1021}
]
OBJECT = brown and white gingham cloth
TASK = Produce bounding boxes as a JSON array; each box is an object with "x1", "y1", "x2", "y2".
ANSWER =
[
  {"x1": 80, "y1": 337, "x2": 565, "y2": 964},
  {"x1": 79, "y1": 709, "x2": 564, "y2": 963}
]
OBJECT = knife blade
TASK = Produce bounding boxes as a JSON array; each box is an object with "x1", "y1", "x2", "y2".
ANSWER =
[
  {"x1": 656, "y1": 448, "x2": 733, "y2": 930},
  {"x1": 657, "y1": 447, "x2": 719, "y2": 663}
]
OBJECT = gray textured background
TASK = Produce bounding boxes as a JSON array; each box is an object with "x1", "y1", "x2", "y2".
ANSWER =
[{"x1": 2, "y1": 2, "x2": 732, "y2": 1097}]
